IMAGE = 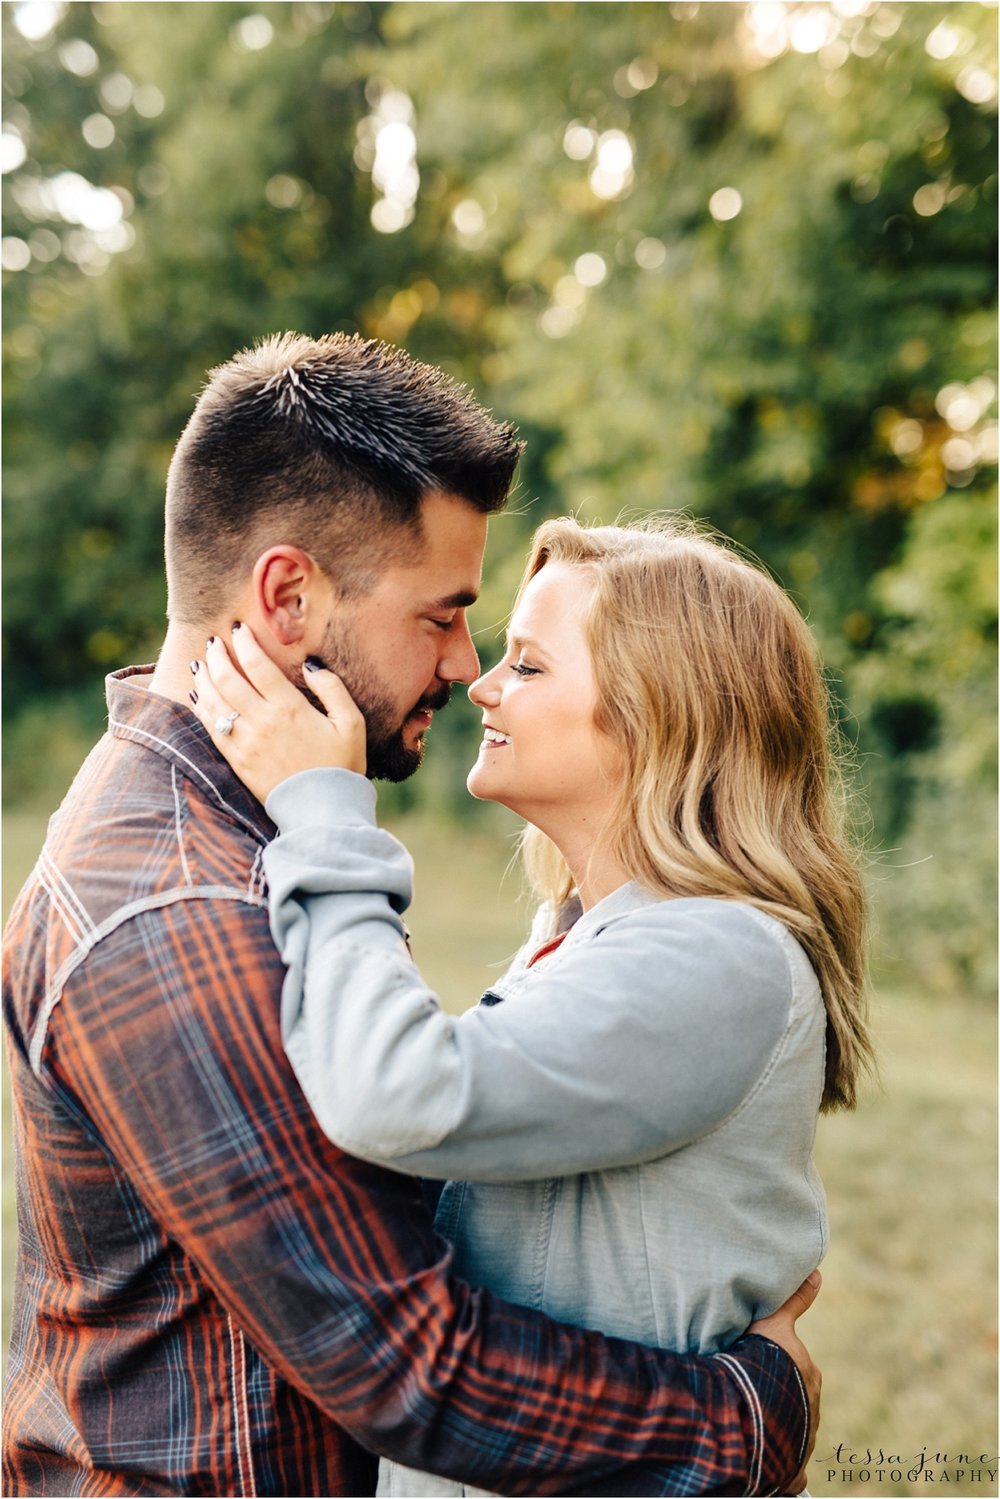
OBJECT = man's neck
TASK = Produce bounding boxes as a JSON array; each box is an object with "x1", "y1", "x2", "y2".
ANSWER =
[{"x1": 149, "y1": 620, "x2": 221, "y2": 708}]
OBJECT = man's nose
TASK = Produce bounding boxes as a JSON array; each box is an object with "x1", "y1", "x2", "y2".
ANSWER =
[{"x1": 438, "y1": 615, "x2": 480, "y2": 685}]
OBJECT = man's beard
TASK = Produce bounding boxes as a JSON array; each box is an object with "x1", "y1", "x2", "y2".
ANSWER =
[{"x1": 298, "y1": 618, "x2": 451, "y2": 782}]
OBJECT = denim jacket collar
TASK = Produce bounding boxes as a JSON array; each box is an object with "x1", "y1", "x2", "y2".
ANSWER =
[{"x1": 556, "y1": 880, "x2": 663, "y2": 946}]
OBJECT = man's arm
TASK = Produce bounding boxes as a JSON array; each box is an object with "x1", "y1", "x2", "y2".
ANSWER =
[
  {"x1": 46, "y1": 894, "x2": 812, "y2": 1495},
  {"x1": 749, "y1": 1277, "x2": 823, "y2": 1496}
]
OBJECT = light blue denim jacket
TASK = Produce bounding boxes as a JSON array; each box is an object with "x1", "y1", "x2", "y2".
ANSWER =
[{"x1": 264, "y1": 769, "x2": 827, "y2": 1499}]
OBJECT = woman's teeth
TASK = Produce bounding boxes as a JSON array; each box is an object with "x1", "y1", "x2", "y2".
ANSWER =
[{"x1": 483, "y1": 728, "x2": 511, "y2": 745}]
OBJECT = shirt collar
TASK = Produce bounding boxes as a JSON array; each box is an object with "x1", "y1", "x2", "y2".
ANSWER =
[
  {"x1": 556, "y1": 880, "x2": 662, "y2": 943},
  {"x1": 106, "y1": 664, "x2": 274, "y2": 844}
]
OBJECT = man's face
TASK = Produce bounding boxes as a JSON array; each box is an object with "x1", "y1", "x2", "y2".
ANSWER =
[{"x1": 308, "y1": 490, "x2": 488, "y2": 781}]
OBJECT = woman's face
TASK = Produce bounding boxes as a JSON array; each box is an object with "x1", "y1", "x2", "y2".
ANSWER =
[{"x1": 467, "y1": 561, "x2": 622, "y2": 835}]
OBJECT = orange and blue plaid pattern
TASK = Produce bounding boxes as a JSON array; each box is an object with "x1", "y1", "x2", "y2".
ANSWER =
[{"x1": 2, "y1": 666, "x2": 809, "y2": 1497}]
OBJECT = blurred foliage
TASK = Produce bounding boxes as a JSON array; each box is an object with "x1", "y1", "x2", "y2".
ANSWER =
[{"x1": 2, "y1": 0, "x2": 996, "y2": 994}]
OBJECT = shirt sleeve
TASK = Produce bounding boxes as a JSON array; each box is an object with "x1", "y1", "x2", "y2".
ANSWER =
[
  {"x1": 264, "y1": 769, "x2": 792, "y2": 1183},
  {"x1": 45, "y1": 883, "x2": 809, "y2": 1497}
]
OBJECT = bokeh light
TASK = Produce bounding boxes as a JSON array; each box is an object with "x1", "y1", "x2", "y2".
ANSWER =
[
  {"x1": 231, "y1": 14, "x2": 274, "y2": 52},
  {"x1": 912, "y1": 182, "x2": 946, "y2": 217},
  {"x1": 890, "y1": 419, "x2": 923, "y2": 457},
  {"x1": 99, "y1": 74, "x2": 134, "y2": 115},
  {"x1": 790, "y1": 8, "x2": 837, "y2": 54},
  {"x1": 133, "y1": 86, "x2": 165, "y2": 120},
  {"x1": 265, "y1": 175, "x2": 304, "y2": 210},
  {"x1": 1, "y1": 128, "x2": 28, "y2": 174},
  {"x1": 539, "y1": 304, "x2": 579, "y2": 339},
  {"x1": 709, "y1": 186, "x2": 743, "y2": 221},
  {"x1": 360, "y1": 86, "x2": 419, "y2": 234},
  {"x1": 589, "y1": 130, "x2": 634, "y2": 200},
  {"x1": 81, "y1": 114, "x2": 115, "y2": 150},
  {"x1": 635, "y1": 236, "x2": 667, "y2": 270},
  {"x1": 1, "y1": 236, "x2": 32, "y2": 271},
  {"x1": 925, "y1": 22, "x2": 967, "y2": 62},
  {"x1": 957, "y1": 67, "x2": 998, "y2": 106},
  {"x1": 452, "y1": 199, "x2": 487, "y2": 239},
  {"x1": 626, "y1": 57, "x2": 658, "y2": 91},
  {"x1": 3, "y1": 160, "x2": 136, "y2": 274},
  {"x1": 563, "y1": 123, "x2": 597, "y2": 161},
  {"x1": 936, "y1": 380, "x2": 993, "y2": 432},
  {"x1": 11, "y1": 1, "x2": 66, "y2": 41},
  {"x1": 58, "y1": 38, "x2": 98, "y2": 76},
  {"x1": 574, "y1": 252, "x2": 607, "y2": 287}
]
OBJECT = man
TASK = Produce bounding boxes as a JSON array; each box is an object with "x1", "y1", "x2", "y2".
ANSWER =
[{"x1": 3, "y1": 332, "x2": 819, "y2": 1497}]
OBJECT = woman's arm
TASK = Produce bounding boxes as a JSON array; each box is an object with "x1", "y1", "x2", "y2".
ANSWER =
[
  {"x1": 265, "y1": 768, "x2": 794, "y2": 1182},
  {"x1": 187, "y1": 629, "x2": 799, "y2": 1184}
]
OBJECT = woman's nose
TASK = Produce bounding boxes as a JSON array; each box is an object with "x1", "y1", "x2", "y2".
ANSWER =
[{"x1": 468, "y1": 660, "x2": 503, "y2": 708}]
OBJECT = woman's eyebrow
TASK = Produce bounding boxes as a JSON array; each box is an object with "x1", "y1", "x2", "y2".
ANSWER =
[{"x1": 506, "y1": 631, "x2": 552, "y2": 662}]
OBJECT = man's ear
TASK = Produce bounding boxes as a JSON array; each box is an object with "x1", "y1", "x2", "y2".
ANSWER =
[{"x1": 252, "y1": 546, "x2": 325, "y2": 646}]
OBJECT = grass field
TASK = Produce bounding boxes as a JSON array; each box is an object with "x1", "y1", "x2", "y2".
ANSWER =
[{"x1": 3, "y1": 802, "x2": 997, "y2": 1497}]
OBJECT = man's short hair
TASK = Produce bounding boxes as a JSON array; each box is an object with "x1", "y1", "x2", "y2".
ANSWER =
[{"x1": 165, "y1": 332, "x2": 523, "y2": 623}]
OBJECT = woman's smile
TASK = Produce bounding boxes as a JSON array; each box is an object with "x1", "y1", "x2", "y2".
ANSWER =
[
  {"x1": 466, "y1": 562, "x2": 622, "y2": 865},
  {"x1": 481, "y1": 725, "x2": 512, "y2": 748}
]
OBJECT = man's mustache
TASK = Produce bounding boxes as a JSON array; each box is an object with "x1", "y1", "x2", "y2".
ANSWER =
[
  {"x1": 298, "y1": 666, "x2": 452, "y2": 723},
  {"x1": 412, "y1": 684, "x2": 452, "y2": 715}
]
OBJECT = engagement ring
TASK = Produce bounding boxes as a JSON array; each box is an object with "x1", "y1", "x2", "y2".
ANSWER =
[{"x1": 215, "y1": 711, "x2": 240, "y2": 737}]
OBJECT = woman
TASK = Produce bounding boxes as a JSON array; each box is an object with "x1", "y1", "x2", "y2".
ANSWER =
[{"x1": 192, "y1": 516, "x2": 872, "y2": 1498}]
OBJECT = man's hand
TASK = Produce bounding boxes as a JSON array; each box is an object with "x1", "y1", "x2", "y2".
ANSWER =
[{"x1": 748, "y1": 1269, "x2": 822, "y2": 1495}]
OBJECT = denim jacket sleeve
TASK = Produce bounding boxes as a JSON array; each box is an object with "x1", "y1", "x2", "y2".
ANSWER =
[{"x1": 264, "y1": 768, "x2": 793, "y2": 1183}]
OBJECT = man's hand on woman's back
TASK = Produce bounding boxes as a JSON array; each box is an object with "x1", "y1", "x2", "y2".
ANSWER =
[{"x1": 748, "y1": 1269, "x2": 822, "y2": 1494}]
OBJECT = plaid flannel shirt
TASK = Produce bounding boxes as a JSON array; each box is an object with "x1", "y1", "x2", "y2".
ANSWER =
[{"x1": 2, "y1": 666, "x2": 810, "y2": 1498}]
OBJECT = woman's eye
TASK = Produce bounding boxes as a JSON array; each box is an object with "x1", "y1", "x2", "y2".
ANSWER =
[{"x1": 508, "y1": 662, "x2": 541, "y2": 677}]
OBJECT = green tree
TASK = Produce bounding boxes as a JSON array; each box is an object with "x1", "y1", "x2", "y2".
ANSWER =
[{"x1": 3, "y1": 1, "x2": 996, "y2": 988}]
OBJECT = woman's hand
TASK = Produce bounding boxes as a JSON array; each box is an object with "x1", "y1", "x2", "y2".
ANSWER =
[{"x1": 188, "y1": 622, "x2": 367, "y2": 804}]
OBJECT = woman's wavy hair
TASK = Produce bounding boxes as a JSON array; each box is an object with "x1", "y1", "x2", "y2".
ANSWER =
[{"x1": 519, "y1": 515, "x2": 873, "y2": 1112}]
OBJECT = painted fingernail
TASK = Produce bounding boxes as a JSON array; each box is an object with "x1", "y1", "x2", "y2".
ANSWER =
[
  {"x1": 231, "y1": 620, "x2": 241, "y2": 632},
  {"x1": 189, "y1": 690, "x2": 198, "y2": 705},
  {"x1": 304, "y1": 656, "x2": 323, "y2": 672},
  {"x1": 206, "y1": 636, "x2": 216, "y2": 648},
  {"x1": 190, "y1": 660, "x2": 200, "y2": 675}
]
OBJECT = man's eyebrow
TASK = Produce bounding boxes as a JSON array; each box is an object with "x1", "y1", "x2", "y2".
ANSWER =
[{"x1": 429, "y1": 590, "x2": 479, "y2": 609}]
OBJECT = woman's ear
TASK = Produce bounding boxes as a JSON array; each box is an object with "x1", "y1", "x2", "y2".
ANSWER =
[{"x1": 252, "y1": 546, "x2": 323, "y2": 646}]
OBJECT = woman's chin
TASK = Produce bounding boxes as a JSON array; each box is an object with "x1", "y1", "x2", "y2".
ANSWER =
[
  {"x1": 467, "y1": 764, "x2": 509, "y2": 808},
  {"x1": 466, "y1": 766, "x2": 493, "y2": 803}
]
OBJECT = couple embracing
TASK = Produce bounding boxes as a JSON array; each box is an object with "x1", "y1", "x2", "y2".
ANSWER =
[{"x1": 4, "y1": 332, "x2": 871, "y2": 1498}]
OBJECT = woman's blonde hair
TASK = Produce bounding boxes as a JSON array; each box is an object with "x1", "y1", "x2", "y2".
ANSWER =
[{"x1": 519, "y1": 515, "x2": 873, "y2": 1112}]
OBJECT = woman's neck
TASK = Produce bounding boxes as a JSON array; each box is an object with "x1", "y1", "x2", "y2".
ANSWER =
[{"x1": 548, "y1": 825, "x2": 631, "y2": 912}]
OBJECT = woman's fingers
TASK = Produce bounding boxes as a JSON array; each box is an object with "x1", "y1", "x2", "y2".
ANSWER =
[
  {"x1": 189, "y1": 655, "x2": 310, "y2": 800},
  {"x1": 302, "y1": 657, "x2": 367, "y2": 728},
  {"x1": 217, "y1": 625, "x2": 364, "y2": 742},
  {"x1": 301, "y1": 660, "x2": 367, "y2": 771},
  {"x1": 228, "y1": 621, "x2": 309, "y2": 707},
  {"x1": 197, "y1": 633, "x2": 265, "y2": 717},
  {"x1": 188, "y1": 626, "x2": 369, "y2": 799},
  {"x1": 189, "y1": 657, "x2": 246, "y2": 753}
]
